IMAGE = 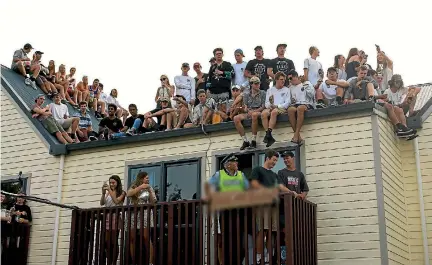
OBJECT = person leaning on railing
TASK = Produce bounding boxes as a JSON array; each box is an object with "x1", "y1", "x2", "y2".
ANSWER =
[
  {"x1": 205, "y1": 154, "x2": 249, "y2": 265},
  {"x1": 100, "y1": 175, "x2": 126, "y2": 265},
  {"x1": 9, "y1": 193, "x2": 32, "y2": 225}
]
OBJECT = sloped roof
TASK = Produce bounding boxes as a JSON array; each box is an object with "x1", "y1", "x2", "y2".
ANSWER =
[{"x1": 1, "y1": 65, "x2": 431, "y2": 156}]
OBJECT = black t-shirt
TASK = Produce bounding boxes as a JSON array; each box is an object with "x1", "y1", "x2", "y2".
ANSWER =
[
  {"x1": 245, "y1": 58, "x2": 271, "y2": 90},
  {"x1": 149, "y1": 107, "x2": 169, "y2": 125},
  {"x1": 249, "y1": 166, "x2": 280, "y2": 188},
  {"x1": 270, "y1": 57, "x2": 295, "y2": 86},
  {"x1": 124, "y1": 115, "x2": 145, "y2": 132},
  {"x1": 99, "y1": 117, "x2": 124, "y2": 133},
  {"x1": 346, "y1": 61, "x2": 360, "y2": 79},
  {"x1": 194, "y1": 73, "x2": 208, "y2": 92},
  {"x1": 13, "y1": 204, "x2": 32, "y2": 222},
  {"x1": 277, "y1": 168, "x2": 309, "y2": 194},
  {"x1": 207, "y1": 61, "x2": 234, "y2": 95}
]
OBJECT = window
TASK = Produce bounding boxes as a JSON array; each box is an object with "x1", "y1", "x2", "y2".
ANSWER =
[
  {"x1": 1, "y1": 175, "x2": 28, "y2": 209},
  {"x1": 128, "y1": 159, "x2": 201, "y2": 203},
  {"x1": 215, "y1": 147, "x2": 300, "y2": 174}
]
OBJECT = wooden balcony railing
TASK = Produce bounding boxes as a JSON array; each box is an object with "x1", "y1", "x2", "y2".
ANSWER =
[
  {"x1": 1, "y1": 221, "x2": 31, "y2": 265},
  {"x1": 68, "y1": 193, "x2": 317, "y2": 265}
]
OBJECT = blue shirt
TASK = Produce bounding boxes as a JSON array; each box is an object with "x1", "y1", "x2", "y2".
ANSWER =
[
  {"x1": 73, "y1": 112, "x2": 92, "y2": 129},
  {"x1": 208, "y1": 170, "x2": 249, "y2": 192}
]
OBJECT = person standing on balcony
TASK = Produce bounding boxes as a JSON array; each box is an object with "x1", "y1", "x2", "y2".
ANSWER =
[
  {"x1": 127, "y1": 172, "x2": 157, "y2": 265},
  {"x1": 205, "y1": 154, "x2": 249, "y2": 265},
  {"x1": 278, "y1": 151, "x2": 309, "y2": 200},
  {"x1": 100, "y1": 175, "x2": 126, "y2": 265},
  {"x1": 9, "y1": 193, "x2": 32, "y2": 225}
]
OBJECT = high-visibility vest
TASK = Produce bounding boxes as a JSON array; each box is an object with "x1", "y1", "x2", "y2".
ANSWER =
[{"x1": 219, "y1": 170, "x2": 245, "y2": 192}]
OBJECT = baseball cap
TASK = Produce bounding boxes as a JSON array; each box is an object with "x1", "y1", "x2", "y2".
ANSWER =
[
  {"x1": 234, "y1": 49, "x2": 245, "y2": 57},
  {"x1": 23, "y1": 43, "x2": 33, "y2": 50},
  {"x1": 231, "y1": 85, "x2": 241, "y2": 91},
  {"x1": 160, "y1": 97, "x2": 170, "y2": 102},
  {"x1": 281, "y1": 151, "x2": 295, "y2": 157},
  {"x1": 254, "y1": 46, "x2": 263, "y2": 51},
  {"x1": 35, "y1": 51, "x2": 44, "y2": 55},
  {"x1": 193, "y1": 62, "x2": 201, "y2": 67},
  {"x1": 276, "y1": 43, "x2": 287, "y2": 51},
  {"x1": 181, "y1": 62, "x2": 189, "y2": 67},
  {"x1": 209, "y1": 57, "x2": 216, "y2": 63},
  {"x1": 34, "y1": 94, "x2": 45, "y2": 102},
  {"x1": 250, "y1": 76, "x2": 260, "y2": 83}
]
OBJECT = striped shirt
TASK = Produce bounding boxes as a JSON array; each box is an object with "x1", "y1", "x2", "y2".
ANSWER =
[{"x1": 73, "y1": 112, "x2": 92, "y2": 129}]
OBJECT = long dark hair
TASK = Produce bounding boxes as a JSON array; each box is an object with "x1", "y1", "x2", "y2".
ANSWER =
[
  {"x1": 333, "y1": 55, "x2": 343, "y2": 69},
  {"x1": 346, "y1": 48, "x2": 358, "y2": 63},
  {"x1": 130, "y1": 171, "x2": 148, "y2": 205},
  {"x1": 109, "y1": 175, "x2": 123, "y2": 197}
]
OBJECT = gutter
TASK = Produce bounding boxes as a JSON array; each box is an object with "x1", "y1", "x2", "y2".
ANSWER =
[
  {"x1": 413, "y1": 138, "x2": 430, "y2": 265},
  {"x1": 51, "y1": 155, "x2": 65, "y2": 265}
]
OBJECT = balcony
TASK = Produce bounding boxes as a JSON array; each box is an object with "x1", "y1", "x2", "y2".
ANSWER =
[
  {"x1": 1, "y1": 221, "x2": 31, "y2": 265},
  {"x1": 68, "y1": 193, "x2": 317, "y2": 265}
]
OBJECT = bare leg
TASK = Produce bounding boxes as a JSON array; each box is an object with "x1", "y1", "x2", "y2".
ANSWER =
[
  {"x1": 39, "y1": 82, "x2": 49, "y2": 94},
  {"x1": 261, "y1": 109, "x2": 270, "y2": 131},
  {"x1": 55, "y1": 84, "x2": 65, "y2": 99},
  {"x1": 366, "y1": 82, "x2": 375, "y2": 97},
  {"x1": 268, "y1": 108, "x2": 279, "y2": 129},
  {"x1": 287, "y1": 106, "x2": 297, "y2": 132},
  {"x1": 16, "y1": 62, "x2": 27, "y2": 77},
  {"x1": 55, "y1": 132, "x2": 68, "y2": 144},
  {"x1": 294, "y1": 105, "x2": 307, "y2": 142},
  {"x1": 175, "y1": 107, "x2": 188, "y2": 128},
  {"x1": 394, "y1": 106, "x2": 407, "y2": 126},
  {"x1": 61, "y1": 132, "x2": 74, "y2": 143},
  {"x1": 315, "y1": 88, "x2": 324, "y2": 101},
  {"x1": 233, "y1": 114, "x2": 246, "y2": 136},
  {"x1": 251, "y1": 112, "x2": 261, "y2": 135},
  {"x1": 77, "y1": 91, "x2": 83, "y2": 103},
  {"x1": 71, "y1": 118, "x2": 79, "y2": 134},
  {"x1": 384, "y1": 103, "x2": 401, "y2": 125},
  {"x1": 30, "y1": 65, "x2": 41, "y2": 78}
]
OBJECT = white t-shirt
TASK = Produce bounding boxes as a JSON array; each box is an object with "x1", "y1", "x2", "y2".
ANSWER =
[
  {"x1": 106, "y1": 95, "x2": 120, "y2": 107},
  {"x1": 384, "y1": 88, "x2": 406, "y2": 105},
  {"x1": 320, "y1": 79, "x2": 345, "y2": 100},
  {"x1": 303, "y1": 57, "x2": 323, "y2": 86},
  {"x1": 265, "y1": 86, "x2": 291, "y2": 109},
  {"x1": 232, "y1": 62, "x2": 248, "y2": 87},
  {"x1": 290, "y1": 82, "x2": 315, "y2": 105},
  {"x1": 49, "y1": 103, "x2": 69, "y2": 124},
  {"x1": 99, "y1": 92, "x2": 108, "y2": 103},
  {"x1": 174, "y1": 75, "x2": 195, "y2": 102}
]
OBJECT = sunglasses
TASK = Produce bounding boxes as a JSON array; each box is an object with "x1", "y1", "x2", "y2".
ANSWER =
[
  {"x1": 215, "y1": 53, "x2": 222, "y2": 56},
  {"x1": 249, "y1": 82, "x2": 260, "y2": 85},
  {"x1": 160, "y1": 78, "x2": 167, "y2": 81}
]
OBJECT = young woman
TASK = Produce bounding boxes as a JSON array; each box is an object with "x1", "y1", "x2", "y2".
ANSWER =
[
  {"x1": 376, "y1": 47, "x2": 394, "y2": 93},
  {"x1": 106, "y1": 89, "x2": 129, "y2": 124},
  {"x1": 126, "y1": 172, "x2": 157, "y2": 265},
  {"x1": 9, "y1": 193, "x2": 32, "y2": 225},
  {"x1": 333, "y1": 54, "x2": 347, "y2": 80},
  {"x1": 56, "y1": 64, "x2": 77, "y2": 106},
  {"x1": 66, "y1": 67, "x2": 80, "y2": 106},
  {"x1": 155, "y1": 75, "x2": 174, "y2": 108},
  {"x1": 100, "y1": 175, "x2": 126, "y2": 265}
]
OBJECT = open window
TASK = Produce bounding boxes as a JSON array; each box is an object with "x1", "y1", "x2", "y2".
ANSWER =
[{"x1": 1, "y1": 174, "x2": 28, "y2": 209}]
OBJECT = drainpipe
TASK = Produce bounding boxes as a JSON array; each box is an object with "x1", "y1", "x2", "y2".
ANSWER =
[
  {"x1": 51, "y1": 155, "x2": 65, "y2": 265},
  {"x1": 414, "y1": 138, "x2": 430, "y2": 265}
]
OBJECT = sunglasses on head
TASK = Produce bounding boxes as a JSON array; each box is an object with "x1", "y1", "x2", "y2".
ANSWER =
[{"x1": 250, "y1": 81, "x2": 260, "y2": 85}]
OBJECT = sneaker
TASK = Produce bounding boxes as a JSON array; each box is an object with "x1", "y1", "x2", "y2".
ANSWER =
[
  {"x1": 330, "y1": 101, "x2": 340, "y2": 107},
  {"x1": 126, "y1": 129, "x2": 135, "y2": 136},
  {"x1": 316, "y1": 102, "x2": 326, "y2": 109},
  {"x1": 24, "y1": 77, "x2": 31, "y2": 86},
  {"x1": 94, "y1": 111, "x2": 102, "y2": 119},
  {"x1": 61, "y1": 99, "x2": 67, "y2": 104},
  {"x1": 30, "y1": 80, "x2": 37, "y2": 90},
  {"x1": 249, "y1": 140, "x2": 257, "y2": 149},
  {"x1": 89, "y1": 136, "x2": 98, "y2": 141},
  {"x1": 240, "y1": 141, "x2": 250, "y2": 150},
  {"x1": 266, "y1": 134, "x2": 276, "y2": 147},
  {"x1": 396, "y1": 127, "x2": 414, "y2": 137}
]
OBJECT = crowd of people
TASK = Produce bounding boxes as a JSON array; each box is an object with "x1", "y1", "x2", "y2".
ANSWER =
[{"x1": 10, "y1": 42, "x2": 421, "y2": 147}]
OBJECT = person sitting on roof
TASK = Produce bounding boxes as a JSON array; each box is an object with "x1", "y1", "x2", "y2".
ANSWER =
[
  {"x1": 381, "y1": 74, "x2": 419, "y2": 140},
  {"x1": 88, "y1": 78, "x2": 101, "y2": 112},
  {"x1": 49, "y1": 93, "x2": 81, "y2": 142},
  {"x1": 66, "y1": 67, "x2": 79, "y2": 106},
  {"x1": 185, "y1": 89, "x2": 216, "y2": 127},
  {"x1": 73, "y1": 101, "x2": 98, "y2": 142},
  {"x1": 315, "y1": 67, "x2": 349, "y2": 107},
  {"x1": 344, "y1": 65, "x2": 377, "y2": 103},
  {"x1": 169, "y1": 94, "x2": 192, "y2": 129},
  {"x1": 143, "y1": 96, "x2": 186, "y2": 131},
  {"x1": 106, "y1": 88, "x2": 129, "y2": 124},
  {"x1": 212, "y1": 85, "x2": 243, "y2": 124},
  {"x1": 124, "y1": 104, "x2": 150, "y2": 136},
  {"x1": 287, "y1": 71, "x2": 315, "y2": 144},
  {"x1": 31, "y1": 51, "x2": 58, "y2": 98},
  {"x1": 98, "y1": 104, "x2": 124, "y2": 140},
  {"x1": 11, "y1": 43, "x2": 39, "y2": 90},
  {"x1": 56, "y1": 64, "x2": 78, "y2": 107},
  {"x1": 95, "y1": 83, "x2": 108, "y2": 118},
  {"x1": 76, "y1": 75, "x2": 90, "y2": 105},
  {"x1": 31, "y1": 94, "x2": 74, "y2": 144}
]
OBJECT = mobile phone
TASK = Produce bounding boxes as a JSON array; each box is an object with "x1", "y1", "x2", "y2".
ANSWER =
[{"x1": 375, "y1": 44, "x2": 381, "y2": 52}]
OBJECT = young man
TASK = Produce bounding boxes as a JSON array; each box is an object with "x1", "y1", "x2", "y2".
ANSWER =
[
  {"x1": 249, "y1": 149, "x2": 292, "y2": 264},
  {"x1": 233, "y1": 76, "x2": 266, "y2": 150},
  {"x1": 267, "y1": 44, "x2": 295, "y2": 86},
  {"x1": 49, "y1": 93, "x2": 80, "y2": 142},
  {"x1": 124, "y1": 104, "x2": 147, "y2": 135},
  {"x1": 303, "y1": 46, "x2": 323, "y2": 87},
  {"x1": 344, "y1": 65, "x2": 377, "y2": 103},
  {"x1": 206, "y1": 48, "x2": 234, "y2": 106},
  {"x1": 278, "y1": 151, "x2": 309, "y2": 200},
  {"x1": 245, "y1": 46, "x2": 271, "y2": 91},
  {"x1": 88, "y1": 78, "x2": 100, "y2": 112},
  {"x1": 32, "y1": 51, "x2": 57, "y2": 96},
  {"x1": 73, "y1": 101, "x2": 98, "y2": 142},
  {"x1": 76, "y1": 76, "x2": 90, "y2": 104},
  {"x1": 174, "y1": 63, "x2": 196, "y2": 106},
  {"x1": 261, "y1": 72, "x2": 291, "y2": 147},
  {"x1": 287, "y1": 71, "x2": 315, "y2": 144},
  {"x1": 144, "y1": 96, "x2": 188, "y2": 131},
  {"x1": 232, "y1": 49, "x2": 248, "y2": 91},
  {"x1": 106, "y1": 89, "x2": 129, "y2": 124},
  {"x1": 11, "y1": 43, "x2": 39, "y2": 89},
  {"x1": 98, "y1": 104, "x2": 124, "y2": 140},
  {"x1": 193, "y1": 62, "x2": 208, "y2": 104},
  {"x1": 31, "y1": 94, "x2": 74, "y2": 144},
  {"x1": 315, "y1": 67, "x2": 350, "y2": 106},
  {"x1": 187, "y1": 90, "x2": 216, "y2": 127},
  {"x1": 382, "y1": 74, "x2": 418, "y2": 140}
]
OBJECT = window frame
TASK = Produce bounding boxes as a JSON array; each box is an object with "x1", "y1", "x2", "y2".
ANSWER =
[
  {"x1": 0, "y1": 173, "x2": 31, "y2": 195},
  {"x1": 127, "y1": 158, "x2": 202, "y2": 203}
]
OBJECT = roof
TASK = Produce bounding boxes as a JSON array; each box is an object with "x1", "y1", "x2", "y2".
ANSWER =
[{"x1": 1, "y1": 65, "x2": 432, "y2": 156}]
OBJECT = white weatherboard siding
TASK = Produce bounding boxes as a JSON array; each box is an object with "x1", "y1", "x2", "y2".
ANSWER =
[
  {"x1": 417, "y1": 116, "x2": 432, "y2": 264},
  {"x1": 377, "y1": 116, "x2": 410, "y2": 265},
  {"x1": 0, "y1": 89, "x2": 60, "y2": 265}
]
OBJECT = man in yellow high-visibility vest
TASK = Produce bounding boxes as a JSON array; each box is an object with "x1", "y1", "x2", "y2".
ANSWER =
[{"x1": 205, "y1": 154, "x2": 249, "y2": 265}]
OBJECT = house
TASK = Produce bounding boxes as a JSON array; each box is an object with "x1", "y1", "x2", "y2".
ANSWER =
[{"x1": 1, "y1": 64, "x2": 431, "y2": 265}]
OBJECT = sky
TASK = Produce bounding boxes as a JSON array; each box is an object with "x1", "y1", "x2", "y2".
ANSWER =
[{"x1": 1, "y1": 0, "x2": 431, "y2": 112}]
